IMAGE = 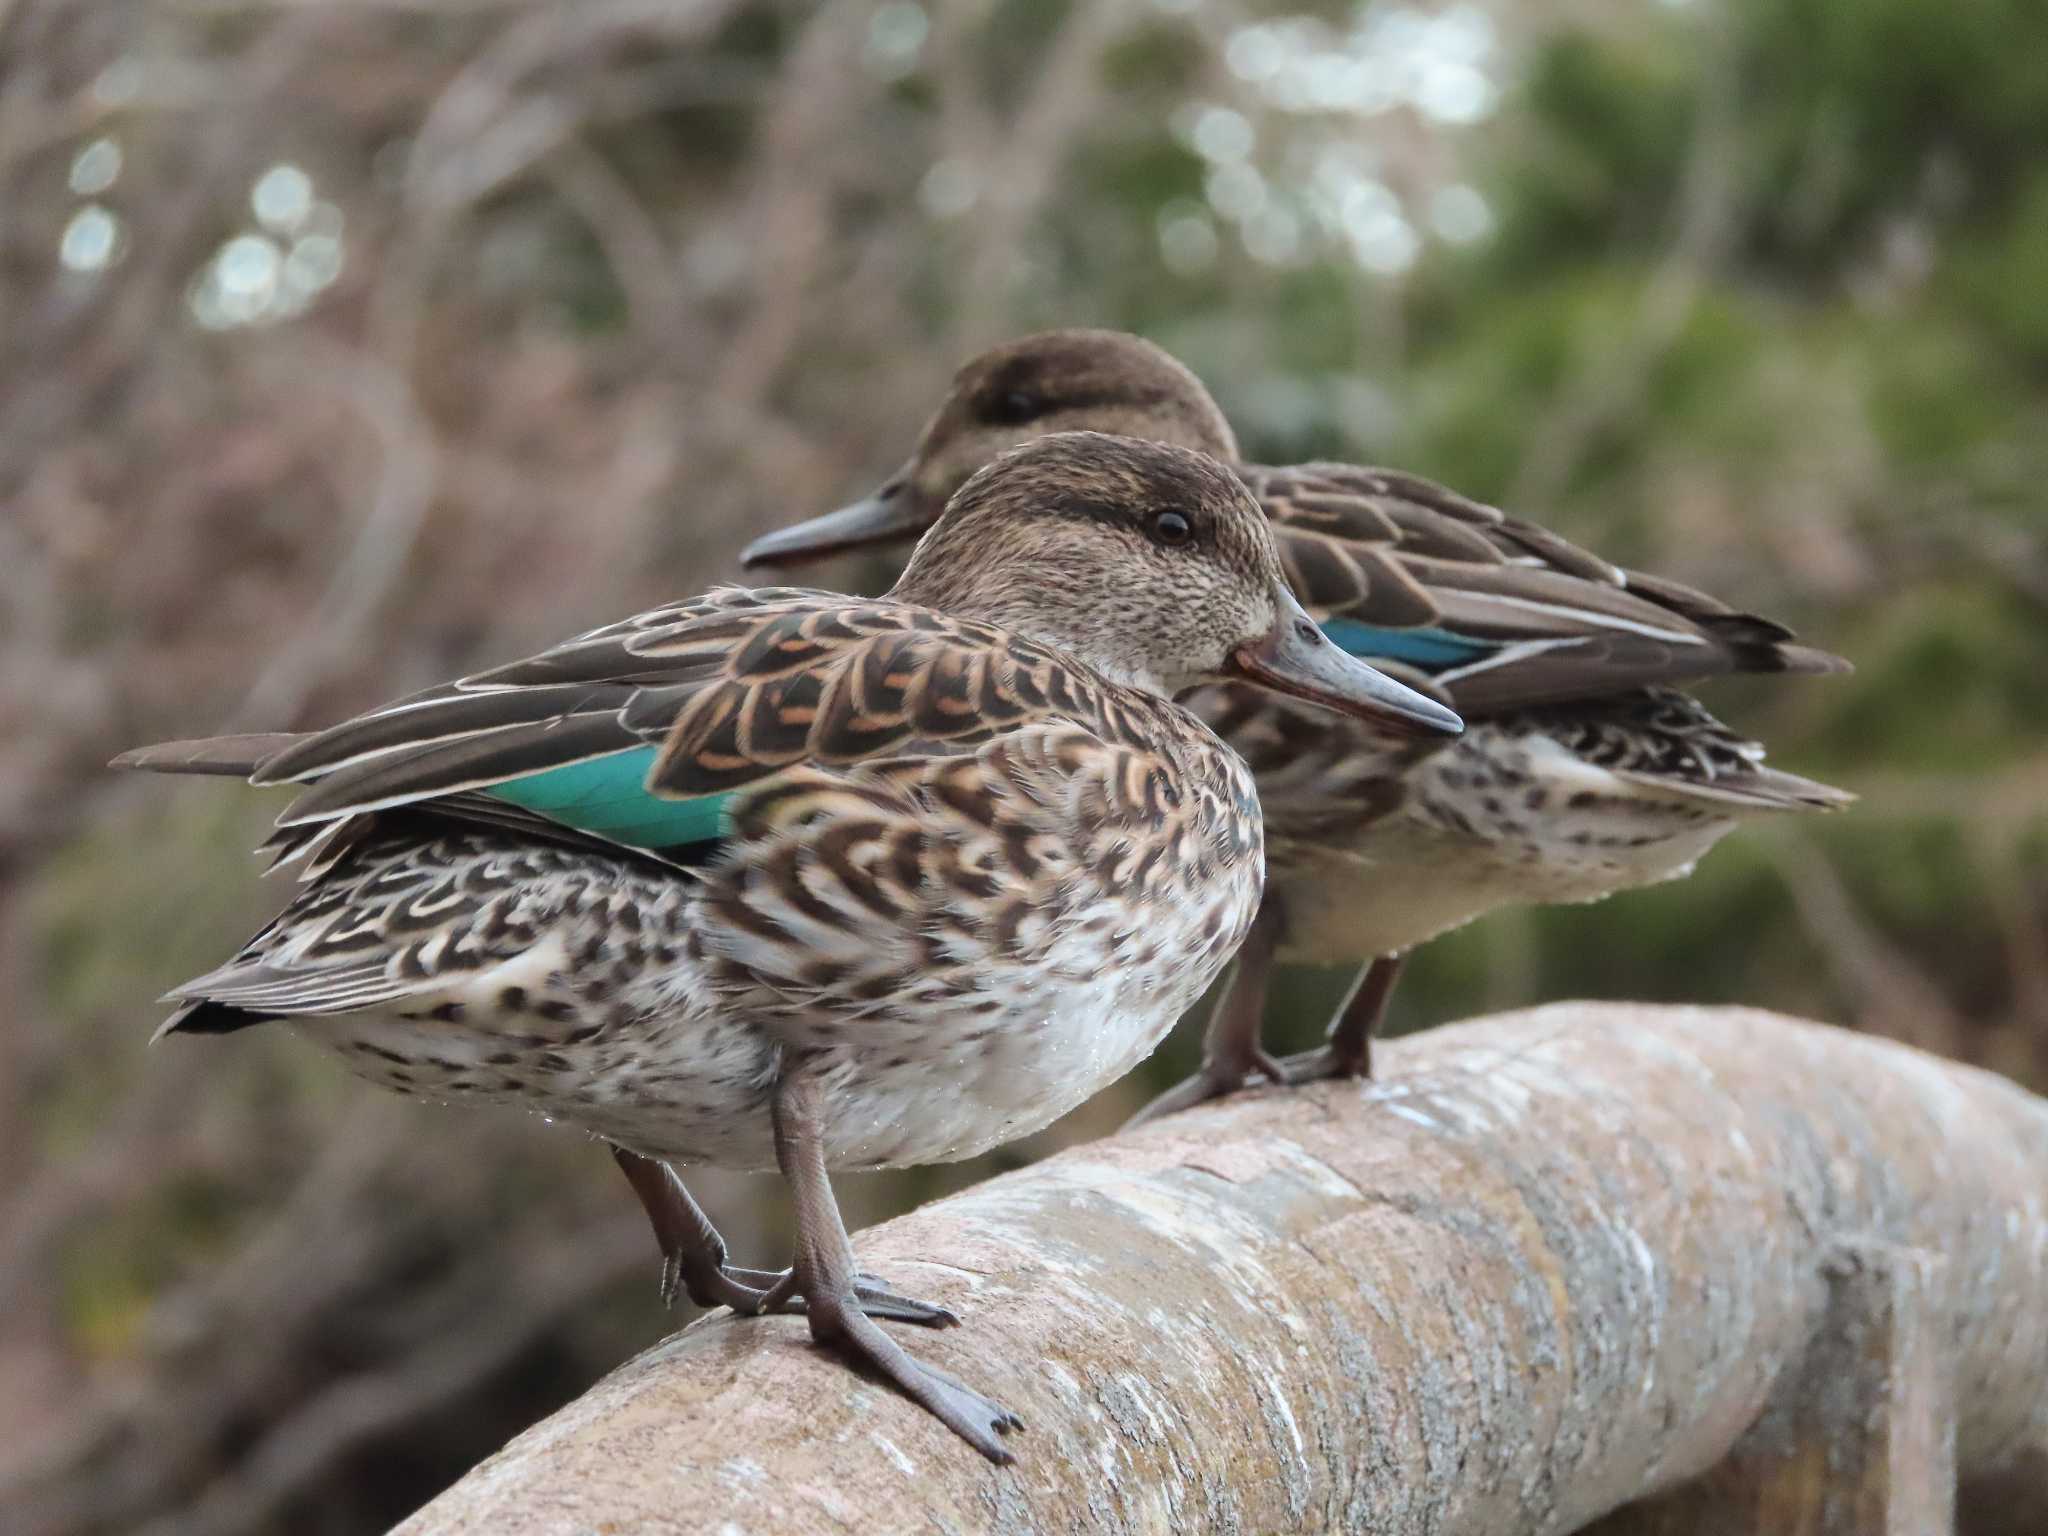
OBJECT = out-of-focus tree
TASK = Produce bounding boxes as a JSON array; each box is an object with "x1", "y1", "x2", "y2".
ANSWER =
[{"x1": 0, "y1": 2, "x2": 2038, "y2": 1533}]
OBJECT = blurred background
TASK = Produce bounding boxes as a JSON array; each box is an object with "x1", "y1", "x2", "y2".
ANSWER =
[{"x1": 3, "y1": 0, "x2": 2043, "y2": 1531}]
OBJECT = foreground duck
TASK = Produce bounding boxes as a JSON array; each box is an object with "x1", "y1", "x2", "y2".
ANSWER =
[
  {"x1": 116, "y1": 433, "x2": 1458, "y2": 1461},
  {"x1": 741, "y1": 330, "x2": 1853, "y2": 1118}
]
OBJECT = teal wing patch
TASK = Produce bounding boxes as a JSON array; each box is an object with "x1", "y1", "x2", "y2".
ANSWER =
[
  {"x1": 1319, "y1": 618, "x2": 1491, "y2": 671},
  {"x1": 485, "y1": 747, "x2": 733, "y2": 852}
]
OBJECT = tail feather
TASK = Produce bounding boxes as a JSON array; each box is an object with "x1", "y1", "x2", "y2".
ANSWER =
[
  {"x1": 1690, "y1": 619, "x2": 1851, "y2": 679},
  {"x1": 1756, "y1": 642, "x2": 1853, "y2": 677},
  {"x1": 112, "y1": 733, "x2": 307, "y2": 778},
  {"x1": 1616, "y1": 763, "x2": 1856, "y2": 815},
  {"x1": 150, "y1": 1000, "x2": 283, "y2": 1043}
]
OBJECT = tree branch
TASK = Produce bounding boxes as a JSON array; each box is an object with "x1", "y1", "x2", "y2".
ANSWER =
[{"x1": 397, "y1": 1005, "x2": 2048, "y2": 1534}]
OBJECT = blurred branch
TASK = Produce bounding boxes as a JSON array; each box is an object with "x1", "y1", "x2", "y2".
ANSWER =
[
  {"x1": 704, "y1": 4, "x2": 863, "y2": 416},
  {"x1": 0, "y1": 8, "x2": 333, "y2": 498},
  {"x1": 541, "y1": 136, "x2": 683, "y2": 348},
  {"x1": 130, "y1": 1215, "x2": 648, "y2": 1536},
  {"x1": 3, "y1": 1102, "x2": 659, "y2": 1536},
  {"x1": 401, "y1": 0, "x2": 736, "y2": 213},
  {"x1": 950, "y1": 1, "x2": 1132, "y2": 350},
  {"x1": 1763, "y1": 832, "x2": 1967, "y2": 1054},
  {"x1": 224, "y1": 337, "x2": 438, "y2": 730}
]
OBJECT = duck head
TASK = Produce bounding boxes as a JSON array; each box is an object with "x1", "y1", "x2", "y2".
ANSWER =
[
  {"x1": 888, "y1": 432, "x2": 1461, "y2": 737},
  {"x1": 743, "y1": 330, "x2": 1236, "y2": 569}
]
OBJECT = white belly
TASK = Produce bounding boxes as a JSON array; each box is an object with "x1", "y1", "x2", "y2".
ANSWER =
[
  {"x1": 305, "y1": 871, "x2": 1253, "y2": 1175},
  {"x1": 730, "y1": 866, "x2": 1259, "y2": 1171},
  {"x1": 1269, "y1": 811, "x2": 1736, "y2": 967},
  {"x1": 255, "y1": 716, "x2": 1267, "y2": 1177}
]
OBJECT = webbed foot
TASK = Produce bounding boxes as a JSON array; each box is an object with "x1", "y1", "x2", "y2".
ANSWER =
[
  {"x1": 1124, "y1": 1045, "x2": 1291, "y2": 1126},
  {"x1": 736, "y1": 1266, "x2": 959, "y2": 1327},
  {"x1": 805, "y1": 1287, "x2": 1023, "y2": 1463}
]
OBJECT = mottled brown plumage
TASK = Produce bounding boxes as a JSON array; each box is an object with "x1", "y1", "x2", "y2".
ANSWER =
[
  {"x1": 737, "y1": 331, "x2": 1853, "y2": 1117},
  {"x1": 114, "y1": 431, "x2": 1454, "y2": 1463}
]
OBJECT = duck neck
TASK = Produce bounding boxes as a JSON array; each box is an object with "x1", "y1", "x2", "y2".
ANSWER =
[{"x1": 890, "y1": 562, "x2": 1176, "y2": 700}]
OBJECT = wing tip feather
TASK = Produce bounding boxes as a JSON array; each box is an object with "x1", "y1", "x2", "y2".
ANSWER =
[
  {"x1": 1766, "y1": 643, "x2": 1853, "y2": 677},
  {"x1": 112, "y1": 733, "x2": 303, "y2": 777}
]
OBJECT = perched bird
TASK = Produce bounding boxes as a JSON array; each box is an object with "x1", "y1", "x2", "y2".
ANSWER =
[
  {"x1": 740, "y1": 330, "x2": 1853, "y2": 1119},
  {"x1": 116, "y1": 432, "x2": 1459, "y2": 1461}
]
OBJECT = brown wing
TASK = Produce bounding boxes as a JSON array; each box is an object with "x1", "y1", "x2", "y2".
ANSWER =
[
  {"x1": 195, "y1": 588, "x2": 1127, "y2": 828},
  {"x1": 1241, "y1": 461, "x2": 1846, "y2": 715},
  {"x1": 632, "y1": 601, "x2": 1126, "y2": 798}
]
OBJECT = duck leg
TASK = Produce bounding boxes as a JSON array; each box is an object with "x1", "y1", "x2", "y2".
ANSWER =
[
  {"x1": 1279, "y1": 952, "x2": 1407, "y2": 1083},
  {"x1": 610, "y1": 1144, "x2": 772, "y2": 1312},
  {"x1": 1126, "y1": 897, "x2": 1288, "y2": 1126},
  {"x1": 769, "y1": 1062, "x2": 1023, "y2": 1463},
  {"x1": 610, "y1": 1144, "x2": 955, "y2": 1326}
]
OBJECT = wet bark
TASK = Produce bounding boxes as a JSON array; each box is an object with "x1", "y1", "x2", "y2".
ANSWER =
[{"x1": 395, "y1": 1005, "x2": 2048, "y2": 1535}]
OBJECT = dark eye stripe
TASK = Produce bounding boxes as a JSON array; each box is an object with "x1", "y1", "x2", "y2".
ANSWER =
[
  {"x1": 981, "y1": 390, "x2": 1044, "y2": 425},
  {"x1": 1042, "y1": 498, "x2": 1204, "y2": 548},
  {"x1": 973, "y1": 382, "x2": 1183, "y2": 427}
]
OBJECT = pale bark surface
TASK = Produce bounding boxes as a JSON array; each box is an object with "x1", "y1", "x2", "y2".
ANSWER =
[{"x1": 395, "y1": 1005, "x2": 2048, "y2": 1535}]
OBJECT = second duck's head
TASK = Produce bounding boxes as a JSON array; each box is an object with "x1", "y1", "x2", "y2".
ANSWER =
[
  {"x1": 888, "y1": 432, "x2": 1460, "y2": 738},
  {"x1": 743, "y1": 330, "x2": 1235, "y2": 570}
]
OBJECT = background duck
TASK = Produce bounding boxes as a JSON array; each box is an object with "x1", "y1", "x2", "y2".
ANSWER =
[
  {"x1": 115, "y1": 432, "x2": 1458, "y2": 1461},
  {"x1": 739, "y1": 330, "x2": 1853, "y2": 1116}
]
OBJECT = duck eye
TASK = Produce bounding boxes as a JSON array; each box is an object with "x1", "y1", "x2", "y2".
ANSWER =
[
  {"x1": 1150, "y1": 510, "x2": 1193, "y2": 547},
  {"x1": 983, "y1": 389, "x2": 1045, "y2": 426}
]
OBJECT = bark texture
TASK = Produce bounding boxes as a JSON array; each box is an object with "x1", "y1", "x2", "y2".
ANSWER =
[{"x1": 394, "y1": 1005, "x2": 2048, "y2": 1535}]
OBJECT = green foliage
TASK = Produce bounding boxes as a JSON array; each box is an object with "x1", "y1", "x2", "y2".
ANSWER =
[
  {"x1": 1955, "y1": 169, "x2": 2048, "y2": 373},
  {"x1": 1739, "y1": 0, "x2": 2048, "y2": 254},
  {"x1": 28, "y1": 796, "x2": 291, "y2": 1153},
  {"x1": 896, "y1": 0, "x2": 2048, "y2": 1103},
  {"x1": 1089, "y1": 0, "x2": 2046, "y2": 1087},
  {"x1": 1819, "y1": 586, "x2": 2048, "y2": 771},
  {"x1": 1489, "y1": 29, "x2": 1697, "y2": 274},
  {"x1": 59, "y1": 1173, "x2": 247, "y2": 1358},
  {"x1": 1388, "y1": 0, "x2": 2045, "y2": 1054}
]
